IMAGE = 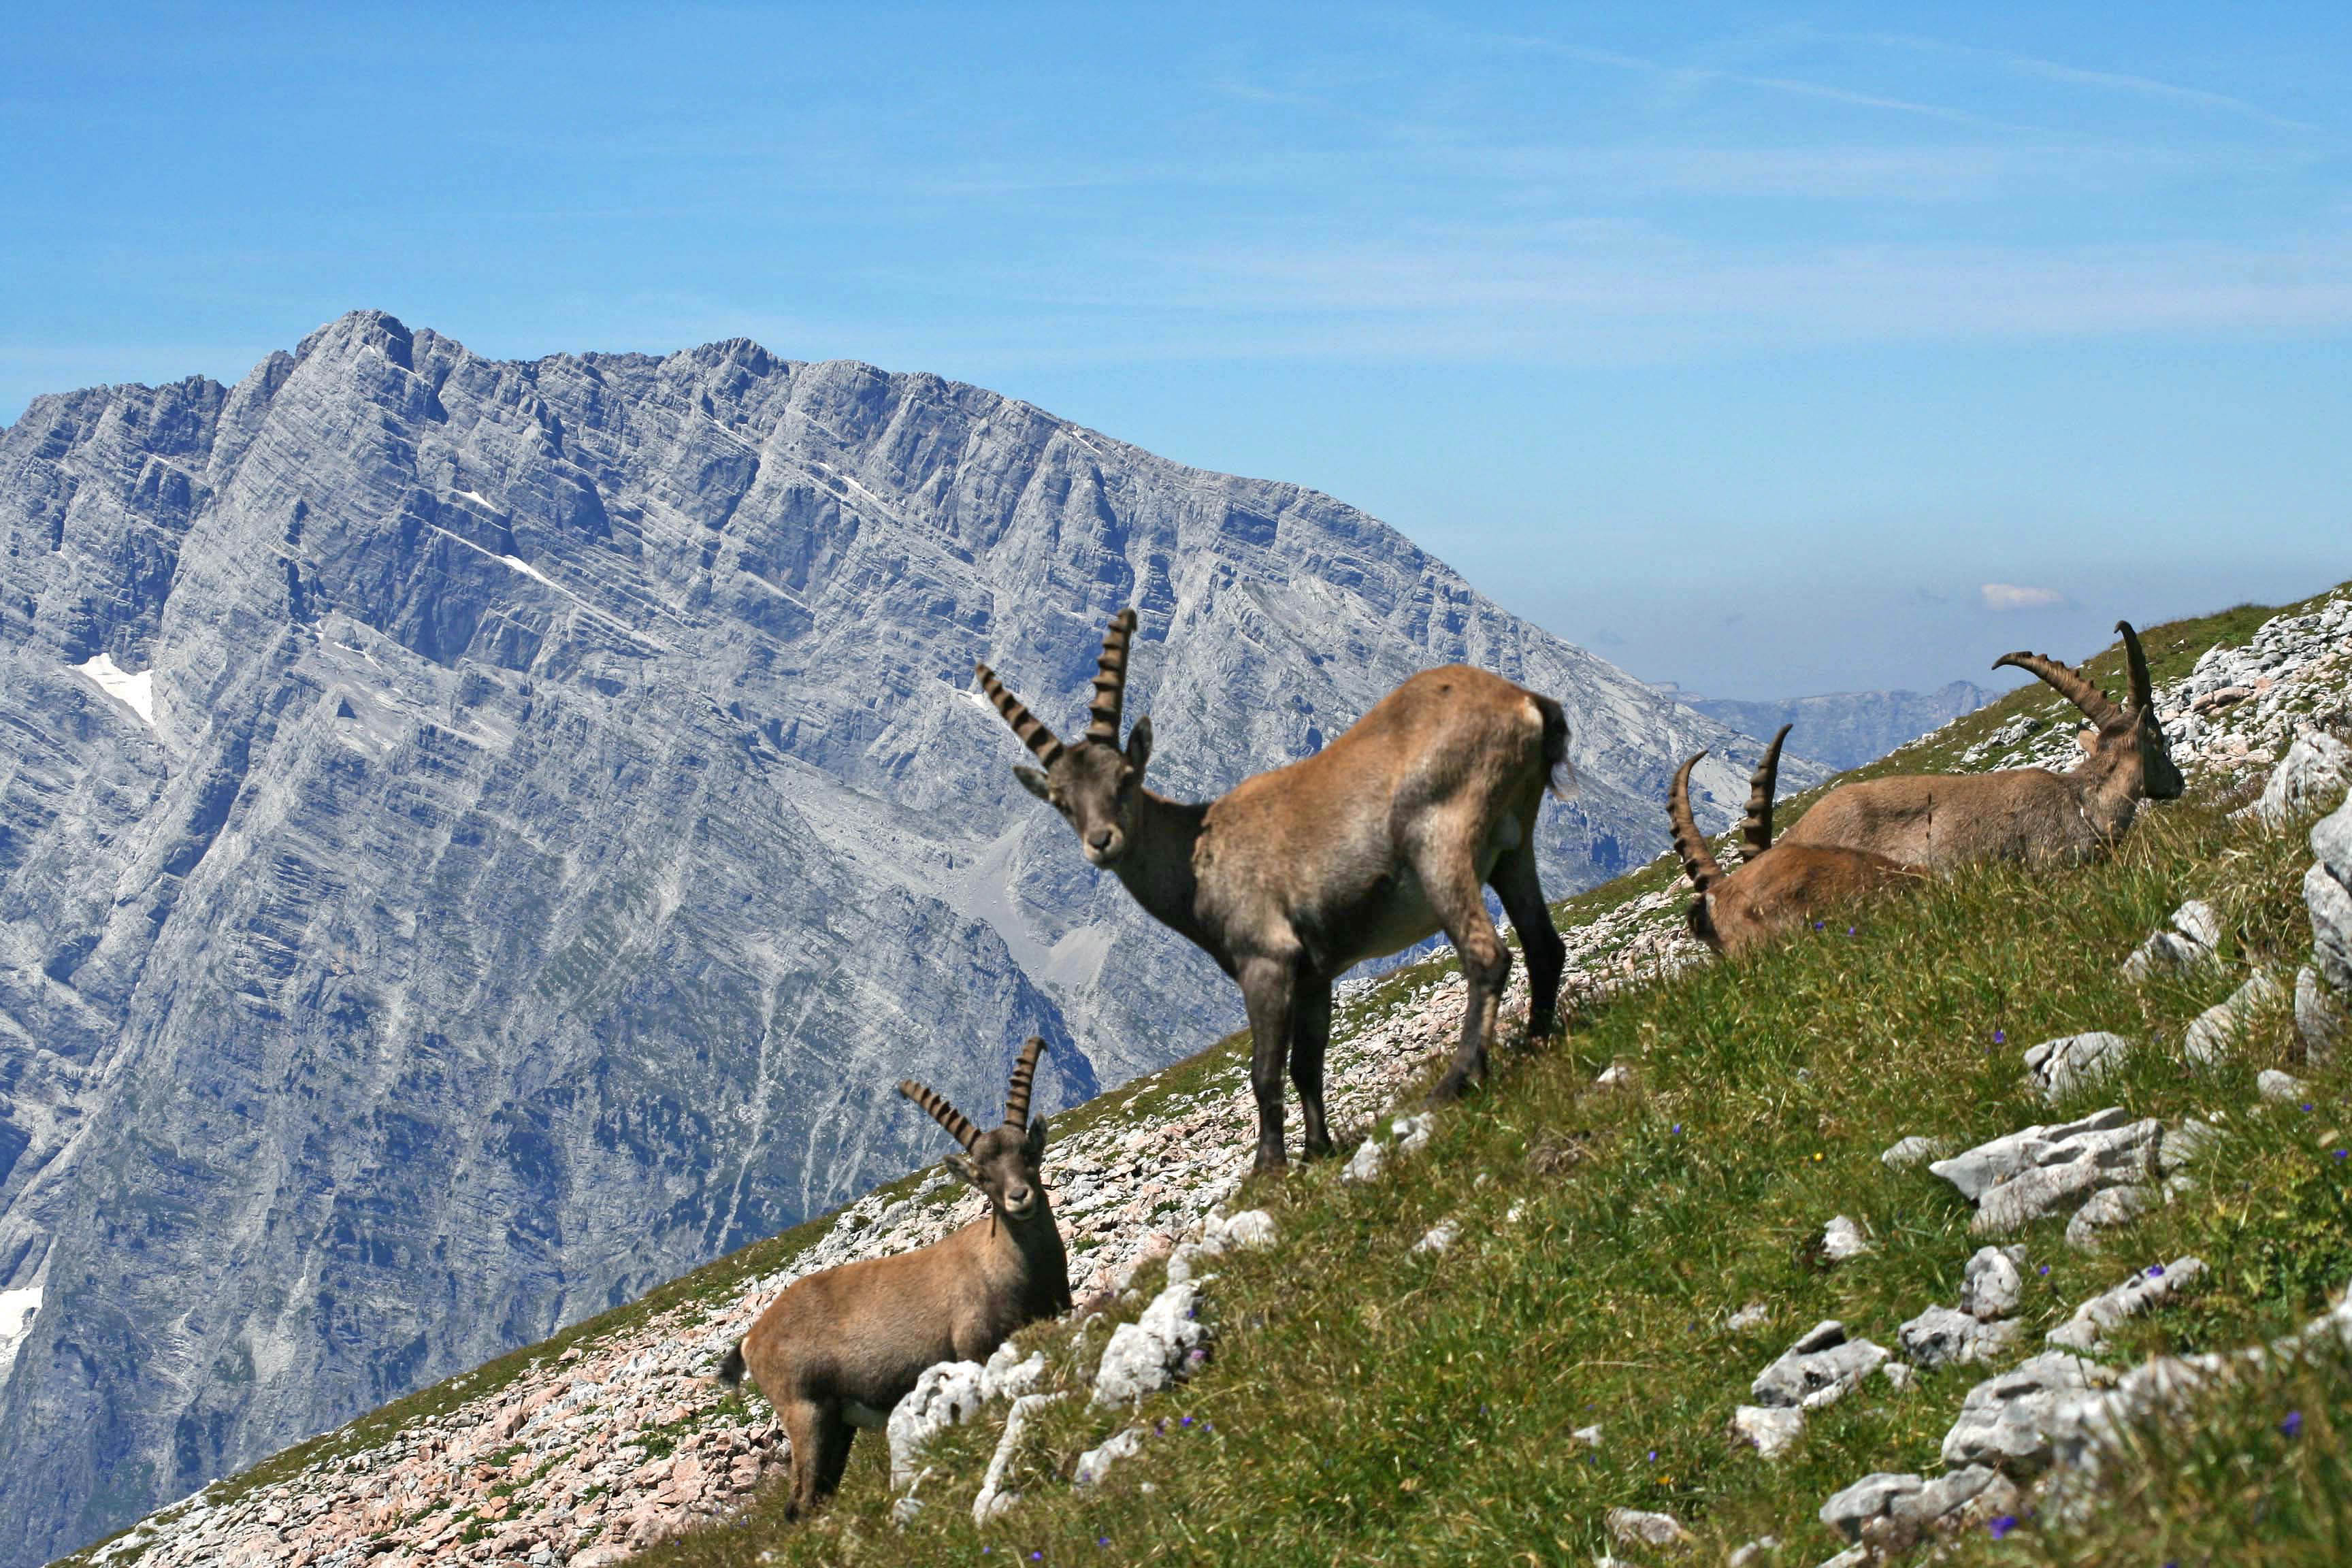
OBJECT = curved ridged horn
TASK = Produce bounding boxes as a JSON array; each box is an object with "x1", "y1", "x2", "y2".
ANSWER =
[
  {"x1": 2116, "y1": 621, "x2": 2155, "y2": 713},
  {"x1": 975, "y1": 664, "x2": 1065, "y2": 764},
  {"x1": 1085, "y1": 609, "x2": 1138, "y2": 744},
  {"x1": 1668, "y1": 752, "x2": 1725, "y2": 893},
  {"x1": 898, "y1": 1079, "x2": 979, "y2": 1150},
  {"x1": 1002, "y1": 1036, "x2": 1048, "y2": 1128},
  {"x1": 1742, "y1": 725, "x2": 1792, "y2": 859},
  {"x1": 1991, "y1": 650, "x2": 2122, "y2": 730}
]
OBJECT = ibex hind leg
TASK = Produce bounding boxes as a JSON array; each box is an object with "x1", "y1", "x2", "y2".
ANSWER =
[
  {"x1": 1239, "y1": 958, "x2": 1297, "y2": 1174},
  {"x1": 1490, "y1": 843, "x2": 1563, "y2": 1042},
  {"x1": 1424, "y1": 853, "x2": 1512, "y2": 1105},
  {"x1": 781, "y1": 1398, "x2": 853, "y2": 1518},
  {"x1": 1289, "y1": 975, "x2": 1336, "y2": 1160}
]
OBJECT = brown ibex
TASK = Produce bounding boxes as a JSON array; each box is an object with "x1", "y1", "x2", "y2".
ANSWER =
[
  {"x1": 717, "y1": 1039, "x2": 1071, "y2": 1518},
  {"x1": 1669, "y1": 725, "x2": 1918, "y2": 956},
  {"x1": 1778, "y1": 621, "x2": 2184, "y2": 868},
  {"x1": 977, "y1": 610, "x2": 1569, "y2": 1173}
]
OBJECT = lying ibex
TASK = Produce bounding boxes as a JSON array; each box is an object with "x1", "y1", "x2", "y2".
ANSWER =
[
  {"x1": 1779, "y1": 621, "x2": 2184, "y2": 868},
  {"x1": 1669, "y1": 725, "x2": 1918, "y2": 956},
  {"x1": 978, "y1": 610, "x2": 1568, "y2": 1173},
  {"x1": 718, "y1": 1040, "x2": 1071, "y2": 1517}
]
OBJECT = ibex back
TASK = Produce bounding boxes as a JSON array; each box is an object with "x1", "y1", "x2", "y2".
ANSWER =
[
  {"x1": 719, "y1": 1041, "x2": 1070, "y2": 1518},
  {"x1": 979, "y1": 610, "x2": 1570, "y2": 1173},
  {"x1": 1779, "y1": 621, "x2": 2183, "y2": 869}
]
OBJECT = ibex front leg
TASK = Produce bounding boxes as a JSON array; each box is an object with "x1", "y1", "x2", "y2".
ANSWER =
[
  {"x1": 1239, "y1": 957, "x2": 1296, "y2": 1173},
  {"x1": 1425, "y1": 852, "x2": 1512, "y2": 1105}
]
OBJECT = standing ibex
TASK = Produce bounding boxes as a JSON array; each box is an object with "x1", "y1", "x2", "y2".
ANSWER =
[
  {"x1": 978, "y1": 610, "x2": 1569, "y2": 1173},
  {"x1": 1778, "y1": 621, "x2": 2184, "y2": 868},
  {"x1": 1669, "y1": 725, "x2": 1918, "y2": 956},
  {"x1": 718, "y1": 1040, "x2": 1071, "y2": 1518}
]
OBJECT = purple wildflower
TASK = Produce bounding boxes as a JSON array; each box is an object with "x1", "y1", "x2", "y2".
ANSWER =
[
  {"x1": 2283, "y1": 1410, "x2": 2304, "y2": 1438},
  {"x1": 1989, "y1": 1514, "x2": 2020, "y2": 1539},
  {"x1": 1994, "y1": 1030, "x2": 2006, "y2": 1045},
  {"x1": 2148, "y1": 1264, "x2": 2165, "y2": 1277}
]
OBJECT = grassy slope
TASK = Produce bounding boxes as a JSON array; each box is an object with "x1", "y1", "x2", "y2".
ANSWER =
[
  {"x1": 76, "y1": 585, "x2": 2352, "y2": 1567},
  {"x1": 628, "y1": 585, "x2": 2351, "y2": 1568}
]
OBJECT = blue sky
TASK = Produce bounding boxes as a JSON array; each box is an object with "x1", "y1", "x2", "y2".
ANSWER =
[{"x1": 4, "y1": 3, "x2": 2345, "y2": 697}]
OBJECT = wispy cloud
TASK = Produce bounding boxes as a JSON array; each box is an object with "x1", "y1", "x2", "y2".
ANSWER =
[
  {"x1": 1478, "y1": 32, "x2": 2024, "y2": 130},
  {"x1": 1844, "y1": 29, "x2": 2318, "y2": 135},
  {"x1": 1980, "y1": 583, "x2": 2068, "y2": 612}
]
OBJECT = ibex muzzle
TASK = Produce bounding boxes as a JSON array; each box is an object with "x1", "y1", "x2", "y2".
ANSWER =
[
  {"x1": 979, "y1": 610, "x2": 1571, "y2": 1173},
  {"x1": 719, "y1": 1040, "x2": 1071, "y2": 1519},
  {"x1": 1780, "y1": 620, "x2": 2183, "y2": 868}
]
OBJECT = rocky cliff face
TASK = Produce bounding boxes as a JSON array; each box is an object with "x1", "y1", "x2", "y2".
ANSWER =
[
  {"x1": 1688, "y1": 682, "x2": 1993, "y2": 772},
  {"x1": 0, "y1": 310, "x2": 1779, "y2": 1566}
]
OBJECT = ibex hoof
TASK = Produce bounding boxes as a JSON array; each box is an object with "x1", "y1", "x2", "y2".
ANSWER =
[
  {"x1": 1250, "y1": 1149, "x2": 1290, "y2": 1177},
  {"x1": 1427, "y1": 1071, "x2": 1473, "y2": 1106}
]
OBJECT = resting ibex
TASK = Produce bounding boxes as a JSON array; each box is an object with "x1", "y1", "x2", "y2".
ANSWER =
[
  {"x1": 978, "y1": 610, "x2": 1568, "y2": 1173},
  {"x1": 1669, "y1": 725, "x2": 1918, "y2": 956},
  {"x1": 717, "y1": 1040, "x2": 1071, "y2": 1517},
  {"x1": 1778, "y1": 621, "x2": 2184, "y2": 868}
]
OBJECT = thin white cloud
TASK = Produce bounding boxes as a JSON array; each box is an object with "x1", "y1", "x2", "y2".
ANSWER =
[{"x1": 1980, "y1": 583, "x2": 2068, "y2": 612}]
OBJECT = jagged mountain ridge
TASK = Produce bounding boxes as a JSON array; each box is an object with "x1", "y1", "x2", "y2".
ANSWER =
[
  {"x1": 1686, "y1": 681, "x2": 1995, "y2": 772},
  {"x1": 0, "y1": 310, "x2": 1788, "y2": 1567}
]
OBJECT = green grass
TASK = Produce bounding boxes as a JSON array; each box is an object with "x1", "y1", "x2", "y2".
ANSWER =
[{"x1": 612, "y1": 587, "x2": 2352, "y2": 1568}]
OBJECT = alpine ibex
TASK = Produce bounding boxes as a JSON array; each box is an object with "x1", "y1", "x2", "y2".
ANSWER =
[
  {"x1": 717, "y1": 1039, "x2": 1071, "y2": 1518},
  {"x1": 978, "y1": 610, "x2": 1569, "y2": 1173},
  {"x1": 1778, "y1": 621, "x2": 2184, "y2": 868},
  {"x1": 1669, "y1": 725, "x2": 1918, "y2": 956}
]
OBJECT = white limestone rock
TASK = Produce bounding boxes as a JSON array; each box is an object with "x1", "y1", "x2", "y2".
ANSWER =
[
  {"x1": 2023, "y1": 1031, "x2": 2135, "y2": 1102},
  {"x1": 1879, "y1": 1135, "x2": 1949, "y2": 1170},
  {"x1": 2245, "y1": 733, "x2": 2352, "y2": 826},
  {"x1": 1073, "y1": 1426, "x2": 1145, "y2": 1487},
  {"x1": 1751, "y1": 1321, "x2": 1890, "y2": 1410},
  {"x1": 2046, "y1": 1258, "x2": 2206, "y2": 1352},
  {"x1": 1961, "y1": 1245, "x2": 2027, "y2": 1320},
  {"x1": 1092, "y1": 1280, "x2": 1209, "y2": 1407},
  {"x1": 1820, "y1": 1215, "x2": 1872, "y2": 1262},
  {"x1": 1732, "y1": 1404, "x2": 1805, "y2": 1458},
  {"x1": 888, "y1": 1360, "x2": 988, "y2": 1486},
  {"x1": 1940, "y1": 1351, "x2": 2117, "y2": 1475}
]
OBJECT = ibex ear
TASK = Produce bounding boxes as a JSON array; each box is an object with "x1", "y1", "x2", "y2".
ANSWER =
[
  {"x1": 1024, "y1": 1115, "x2": 1049, "y2": 1161},
  {"x1": 946, "y1": 1152, "x2": 983, "y2": 1188},
  {"x1": 1125, "y1": 715, "x2": 1152, "y2": 769},
  {"x1": 1013, "y1": 766, "x2": 1051, "y2": 801}
]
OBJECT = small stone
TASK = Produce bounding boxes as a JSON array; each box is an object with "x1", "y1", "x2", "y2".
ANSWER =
[
  {"x1": 1727, "y1": 1301, "x2": 1771, "y2": 1332},
  {"x1": 2064, "y1": 1183, "x2": 2154, "y2": 1251},
  {"x1": 2296, "y1": 966, "x2": 2347, "y2": 1063},
  {"x1": 1732, "y1": 1405, "x2": 1804, "y2": 1458},
  {"x1": 1820, "y1": 1215, "x2": 1872, "y2": 1262},
  {"x1": 1897, "y1": 1305, "x2": 2017, "y2": 1370},
  {"x1": 1940, "y1": 1351, "x2": 2115, "y2": 1474},
  {"x1": 2159, "y1": 1117, "x2": 2222, "y2": 1173},
  {"x1": 1411, "y1": 1218, "x2": 1459, "y2": 1256},
  {"x1": 1889, "y1": 1465, "x2": 2002, "y2": 1528},
  {"x1": 1880, "y1": 1361, "x2": 1915, "y2": 1392},
  {"x1": 1342, "y1": 1139, "x2": 1386, "y2": 1183},
  {"x1": 1604, "y1": 1506, "x2": 1691, "y2": 1548},
  {"x1": 2022, "y1": 1031, "x2": 2135, "y2": 1102},
  {"x1": 1219, "y1": 1210, "x2": 1278, "y2": 1250},
  {"x1": 1390, "y1": 1114, "x2": 1434, "y2": 1155},
  {"x1": 1595, "y1": 1061, "x2": 1634, "y2": 1086},
  {"x1": 2184, "y1": 970, "x2": 2286, "y2": 1066},
  {"x1": 2258, "y1": 1068, "x2": 2309, "y2": 1102},
  {"x1": 1725, "y1": 1539, "x2": 1779, "y2": 1568},
  {"x1": 1961, "y1": 1245, "x2": 2028, "y2": 1320},
  {"x1": 1752, "y1": 1321, "x2": 1890, "y2": 1409},
  {"x1": 1072, "y1": 1429, "x2": 1143, "y2": 1494},
  {"x1": 1092, "y1": 1281, "x2": 1209, "y2": 1407},
  {"x1": 2246, "y1": 733, "x2": 2352, "y2": 826},
  {"x1": 1879, "y1": 1135, "x2": 1948, "y2": 1170},
  {"x1": 2045, "y1": 1256, "x2": 2206, "y2": 1352},
  {"x1": 1820, "y1": 1473, "x2": 1924, "y2": 1542},
  {"x1": 1571, "y1": 1423, "x2": 1603, "y2": 1448}
]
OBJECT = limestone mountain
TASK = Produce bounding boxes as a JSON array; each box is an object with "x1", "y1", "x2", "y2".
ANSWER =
[
  {"x1": 0, "y1": 310, "x2": 1782, "y2": 1567},
  {"x1": 1686, "y1": 681, "x2": 1995, "y2": 771}
]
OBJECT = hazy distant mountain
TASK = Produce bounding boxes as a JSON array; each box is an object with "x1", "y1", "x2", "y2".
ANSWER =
[
  {"x1": 1685, "y1": 682, "x2": 1995, "y2": 771},
  {"x1": 0, "y1": 310, "x2": 1802, "y2": 1565}
]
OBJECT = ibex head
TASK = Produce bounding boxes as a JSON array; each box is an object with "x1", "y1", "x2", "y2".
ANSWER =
[
  {"x1": 976, "y1": 610, "x2": 1154, "y2": 866},
  {"x1": 899, "y1": 1038, "x2": 1053, "y2": 1225},
  {"x1": 1993, "y1": 620, "x2": 2183, "y2": 801}
]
